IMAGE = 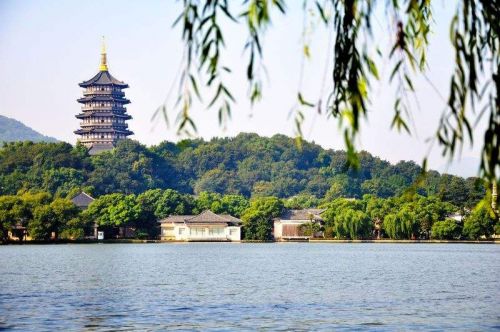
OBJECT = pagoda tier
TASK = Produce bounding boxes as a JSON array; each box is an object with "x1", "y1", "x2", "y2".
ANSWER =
[
  {"x1": 77, "y1": 95, "x2": 130, "y2": 104},
  {"x1": 75, "y1": 39, "x2": 134, "y2": 155},
  {"x1": 74, "y1": 128, "x2": 133, "y2": 135},
  {"x1": 75, "y1": 112, "x2": 132, "y2": 120},
  {"x1": 79, "y1": 70, "x2": 129, "y2": 88}
]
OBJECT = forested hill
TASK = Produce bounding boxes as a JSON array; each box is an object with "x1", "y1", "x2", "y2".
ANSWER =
[
  {"x1": 0, "y1": 115, "x2": 58, "y2": 143},
  {"x1": 0, "y1": 133, "x2": 485, "y2": 208}
]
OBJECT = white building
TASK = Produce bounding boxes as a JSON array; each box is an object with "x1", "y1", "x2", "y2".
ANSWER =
[
  {"x1": 159, "y1": 210, "x2": 242, "y2": 242},
  {"x1": 273, "y1": 209, "x2": 325, "y2": 241}
]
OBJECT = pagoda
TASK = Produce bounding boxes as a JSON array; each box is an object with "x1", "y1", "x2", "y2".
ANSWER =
[{"x1": 75, "y1": 39, "x2": 133, "y2": 155}]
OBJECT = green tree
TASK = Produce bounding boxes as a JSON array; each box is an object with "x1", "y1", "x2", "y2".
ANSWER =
[
  {"x1": 219, "y1": 194, "x2": 249, "y2": 217},
  {"x1": 463, "y1": 200, "x2": 497, "y2": 240},
  {"x1": 402, "y1": 195, "x2": 457, "y2": 239},
  {"x1": 59, "y1": 216, "x2": 87, "y2": 240},
  {"x1": 107, "y1": 195, "x2": 142, "y2": 228},
  {"x1": 87, "y1": 140, "x2": 175, "y2": 195},
  {"x1": 28, "y1": 205, "x2": 55, "y2": 240},
  {"x1": 0, "y1": 195, "x2": 26, "y2": 241},
  {"x1": 324, "y1": 174, "x2": 360, "y2": 200},
  {"x1": 194, "y1": 169, "x2": 240, "y2": 195},
  {"x1": 194, "y1": 191, "x2": 223, "y2": 213},
  {"x1": 136, "y1": 189, "x2": 164, "y2": 237},
  {"x1": 332, "y1": 208, "x2": 371, "y2": 240},
  {"x1": 241, "y1": 196, "x2": 283, "y2": 240},
  {"x1": 299, "y1": 221, "x2": 321, "y2": 237},
  {"x1": 41, "y1": 167, "x2": 84, "y2": 197},
  {"x1": 0, "y1": 135, "x2": 488, "y2": 206},
  {"x1": 28, "y1": 198, "x2": 79, "y2": 240},
  {"x1": 383, "y1": 206, "x2": 418, "y2": 240},
  {"x1": 155, "y1": 189, "x2": 194, "y2": 218},
  {"x1": 83, "y1": 193, "x2": 125, "y2": 227},
  {"x1": 431, "y1": 219, "x2": 462, "y2": 240},
  {"x1": 284, "y1": 194, "x2": 320, "y2": 209}
]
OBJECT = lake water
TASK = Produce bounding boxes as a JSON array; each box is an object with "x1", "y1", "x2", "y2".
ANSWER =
[{"x1": 0, "y1": 243, "x2": 499, "y2": 331}]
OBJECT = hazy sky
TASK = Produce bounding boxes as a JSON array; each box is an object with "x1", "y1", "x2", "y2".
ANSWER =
[{"x1": 0, "y1": 0, "x2": 485, "y2": 177}]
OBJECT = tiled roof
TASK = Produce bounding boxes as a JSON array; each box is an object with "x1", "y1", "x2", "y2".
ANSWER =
[
  {"x1": 186, "y1": 210, "x2": 231, "y2": 223},
  {"x1": 159, "y1": 210, "x2": 242, "y2": 225},
  {"x1": 221, "y1": 215, "x2": 242, "y2": 223},
  {"x1": 71, "y1": 192, "x2": 95, "y2": 208},
  {"x1": 279, "y1": 209, "x2": 326, "y2": 221},
  {"x1": 77, "y1": 95, "x2": 130, "y2": 104},
  {"x1": 76, "y1": 112, "x2": 131, "y2": 119},
  {"x1": 79, "y1": 70, "x2": 128, "y2": 88},
  {"x1": 159, "y1": 215, "x2": 194, "y2": 223},
  {"x1": 74, "y1": 128, "x2": 133, "y2": 134}
]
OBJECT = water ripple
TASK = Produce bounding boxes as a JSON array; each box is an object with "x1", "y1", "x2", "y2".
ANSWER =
[{"x1": 0, "y1": 243, "x2": 499, "y2": 331}]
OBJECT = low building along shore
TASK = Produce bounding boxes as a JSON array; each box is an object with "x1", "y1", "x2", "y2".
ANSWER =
[
  {"x1": 159, "y1": 210, "x2": 242, "y2": 242},
  {"x1": 273, "y1": 209, "x2": 325, "y2": 241}
]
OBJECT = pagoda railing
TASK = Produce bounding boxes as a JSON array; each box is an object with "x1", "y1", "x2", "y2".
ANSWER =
[
  {"x1": 78, "y1": 138, "x2": 121, "y2": 143},
  {"x1": 80, "y1": 122, "x2": 129, "y2": 128},
  {"x1": 83, "y1": 90, "x2": 125, "y2": 97},
  {"x1": 80, "y1": 106, "x2": 127, "y2": 112}
]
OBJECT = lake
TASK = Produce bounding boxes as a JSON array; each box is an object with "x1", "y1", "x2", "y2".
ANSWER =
[{"x1": 0, "y1": 243, "x2": 499, "y2": 331}]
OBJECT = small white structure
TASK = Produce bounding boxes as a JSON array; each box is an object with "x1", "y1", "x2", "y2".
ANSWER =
[
  {"x1": 273, "y1": 209, "x2": 325, "y2": 241},
  {"x1": 159, "y1": 210, "x2": 242, "y2": 242},
  {"x1": 448, "y1": 212, "x2": 464, "y2": 222}
]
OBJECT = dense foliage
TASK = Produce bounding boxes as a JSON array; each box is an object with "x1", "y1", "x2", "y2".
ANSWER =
[
  {"x1": 241, "y1": 197, "x2": 284, "y2": 241},
  {"x1": 0, "y1": 135, "x2": 487, "y2": 209},
  {"x1": 1, "y1": 188, "x2": 496, "y2": 242},
  {"x1": 0, "y1": 136, "x2": 496, "y2": 242},
  {"x1": 321, "y1": 194, "x2": 498, "y2": 240}
]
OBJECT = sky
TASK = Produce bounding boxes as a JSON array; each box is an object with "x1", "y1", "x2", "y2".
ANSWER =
[{"x1": 0, "y1": 0, "x2": 486, "y2": 178}]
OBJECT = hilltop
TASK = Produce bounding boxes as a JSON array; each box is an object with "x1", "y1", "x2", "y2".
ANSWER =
[
  {"x1": 0, "y1": 115, "x2": 58, "y2": 143},
  {"x1": 0, "y1": 133, "x2": 485, "y2": 209}
]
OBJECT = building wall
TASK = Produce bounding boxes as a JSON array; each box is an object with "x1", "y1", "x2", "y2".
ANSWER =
[
  {"x1": 273, "y1": 221, "x2": 282, "y2": 239},
  {"x1": 274, "y1": 219, "x2": 314, "y2": 240},
  {"x1": 226, "y1": 226, "x2": 241, "y2": 241},
  {"x1": 160, "y1": 223, "x2": 241, "y2": 241}
]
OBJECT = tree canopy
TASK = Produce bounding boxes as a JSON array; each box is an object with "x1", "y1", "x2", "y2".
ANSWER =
[{"x1": 0, "y1": 136, "x2": 487, "y2": 209}]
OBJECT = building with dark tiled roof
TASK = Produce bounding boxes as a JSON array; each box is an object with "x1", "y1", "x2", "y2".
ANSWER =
[
  {"x1": 273, "y1": 209, "x2": 325, "y2": 240},
  {"x1": 159, "y1": 210, "x2": 242, "y2": 241},
  {"x1": 75, "y1": 38, "x2": 133, "y2": 155},
  {"x1": 71, "y1": 192, "x2": 95, "y2": 210}
]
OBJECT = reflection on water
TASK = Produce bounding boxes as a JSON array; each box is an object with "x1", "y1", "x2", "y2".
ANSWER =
[{"x1": 0, "y1": 243, "x2": 499, "y2": 330}]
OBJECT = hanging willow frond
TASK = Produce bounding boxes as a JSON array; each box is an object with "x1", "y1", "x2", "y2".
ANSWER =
[
  {"x1": 169, "y1": 0, "x2": 500, "y2": 186},
  {"x1": 438, "y1": 0, "x2": 499, "y2": 181}
]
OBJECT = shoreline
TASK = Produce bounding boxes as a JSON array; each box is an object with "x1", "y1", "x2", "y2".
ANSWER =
[{"x1": 1, "y1": 239, "x2": 499, "y2": 245}]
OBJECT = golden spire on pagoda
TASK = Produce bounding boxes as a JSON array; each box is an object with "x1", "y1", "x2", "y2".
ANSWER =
[{"x1": 99, "y1": 36, "x2": 108, "y2": 71}]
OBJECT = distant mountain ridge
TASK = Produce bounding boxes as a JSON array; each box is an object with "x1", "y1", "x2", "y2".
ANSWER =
[{"x1": 0, "y1": 115, "x2": 58, "y2": 143}]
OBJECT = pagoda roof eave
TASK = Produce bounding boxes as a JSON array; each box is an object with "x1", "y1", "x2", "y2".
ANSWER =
[
  {"x1": 76, "y1": 112, "x2": 132, "y2": 119},
  {"x1": 77, "y1": 96, "x2": 130, "y2": 104},
  {"x1": 79, "y1": 70, "x2": 129, "y2": 88},
  {"x1": 74, "y1": 128, "x2": 134, "y2": 135}
]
